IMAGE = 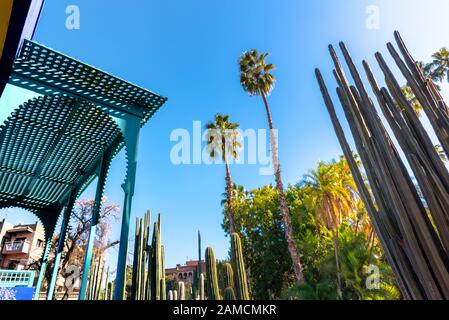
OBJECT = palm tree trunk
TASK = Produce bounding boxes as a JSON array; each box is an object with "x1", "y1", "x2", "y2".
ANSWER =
[
  {"x1": 331, "y1": 228, "x2": 343, "y2": 299},
  {"x1": 261, "y1": 90, "x2": 305, "y2": 282},
  {"x1": 223, "y1": 144, "x2": 237, "y2": 234}
]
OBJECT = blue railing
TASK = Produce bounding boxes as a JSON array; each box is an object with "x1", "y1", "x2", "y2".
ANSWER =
[{"x1": 0, "y1": 270, "x2": 35, "y2": 288}]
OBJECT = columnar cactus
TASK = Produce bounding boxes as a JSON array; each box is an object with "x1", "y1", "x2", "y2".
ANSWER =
[
  {"x1": 199, "y1": 273, "x2": 205, "y2": 300},
  {"x1": 198, "y1": 231, "x2": 202, "y2": 274},
  {"x1": 231, "y1": 233, "x2": 250, "y2": 300},
  {"x1": 130, "y1": 211, "x2": 167, "y2": 301},
  {"x1": 205, "y1": 246, "x2": 221, "y2": 300},
  {"x1": 178, "y1": 281, "x2": 185, "y2": 300},
  {"x1": 88, "y1": 256, "x2": 102, "y2": 300},
  {"x1": 96, "y1": 261, "x2": 105, "y2": 300},
  {"x1": 193, "y1": 231, "x2": 202, "y2": 299},
  {"x1": 109, "y1": 281, "x2": 114, "y2": 300},
  {"x1": 161, "y1": 245, "x2": 166, "y2": 300},
  {"x1": 224, "y1": 287, "x2": 236, "y2": 300},
  {"x1": 151, "y1": 222, "x2": 161, "y2": 300},
  {"x1": 103, "y1": 266, "x2": 110, "y2": 300},
  {"x1": 146, "y1": 244, "x2": 152, "y2": 300},
  {"x1": 192, "y1": 268, "x2": 198, "y2": 300},
  {"x1": 222, "y1": 262, "x2": 234, "y2": 290},
  {"x1": 150, "y1": 218, "x2": 167, "y2": 300},
  {"x1": 131, "y1": 211, "x2": 152, "y2": 300},
  {"x1": 131, "y1": 218, "x2": 142, "y2": 300}
]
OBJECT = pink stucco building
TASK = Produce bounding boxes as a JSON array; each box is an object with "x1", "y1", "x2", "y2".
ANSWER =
[{"x1": 0, "y1": 219, "x2": 45, "y2": 270}]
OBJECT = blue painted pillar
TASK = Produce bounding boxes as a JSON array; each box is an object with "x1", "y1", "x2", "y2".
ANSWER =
[
  {"x1": 33, "y1": 236, "x2": 53, "y2": 300},
  {"x1": 47, "y1": 190, "x2": 77, "y2": 300},
  {"x1": 33, "y1": 214, "x2": 59, "y2": 300},
  {"x1": 114, "y1": 116, "x2": 140, "y2": 300},
  {"x1": 79, "y1": 152, "x2": 111, "y2": 300}
]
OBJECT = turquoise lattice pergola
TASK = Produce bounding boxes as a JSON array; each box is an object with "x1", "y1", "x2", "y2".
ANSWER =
[{"x1": 0, "y1": 40, "x2": 167, "y2": 300}]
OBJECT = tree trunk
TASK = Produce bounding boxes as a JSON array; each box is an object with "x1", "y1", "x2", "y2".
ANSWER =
[
  {"x1": 331, "y1": 228, "x2": 343, "y2": 299},
  {"x1": 223, "y1": 138, "x2": 237, "y2": 234},
  {"x1": 261, "y1": 90, "x2": 305, "y2": 282}
]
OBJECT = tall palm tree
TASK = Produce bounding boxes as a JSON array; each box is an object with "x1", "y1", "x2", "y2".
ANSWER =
[
  {"x1": 206, "y1": 114, "x2": 241, "y2": 234},
  {"x1": 301, "y1": 160, "x2": 356, "y2": 298},
  {"x1": 238, "y1": 49, "x2": 305, "y2": 282},
  {"x1": 426, "y1": 47, "x2": 449, "y2": 83},
  {"x1": 221, "y1": 184, "x2": 248, "y2": 208}
]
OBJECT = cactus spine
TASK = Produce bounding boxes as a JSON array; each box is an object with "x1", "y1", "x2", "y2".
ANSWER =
[
  {"x1": 205, "y1": 246, "x2": 221, "y2": 300},
  {"x1": 231, "y1": 233, "x2": 249, "y2": 300}
]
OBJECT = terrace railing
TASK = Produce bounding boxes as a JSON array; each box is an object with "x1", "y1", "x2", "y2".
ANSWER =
[
  {"x1": 2, "y1": 241, "x2": 30, "y2": 254},
  {"x1": 0, "y1": 270, "x2": 36, "y2": 288}
]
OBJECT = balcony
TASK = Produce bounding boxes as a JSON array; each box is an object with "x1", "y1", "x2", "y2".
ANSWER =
[{"x1": 2, "y1": 241, "x2": 30, "y2": 254}]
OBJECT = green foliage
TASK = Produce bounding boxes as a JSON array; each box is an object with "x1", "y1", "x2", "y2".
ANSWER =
[
  {"x1": 239, "y1": 49, "x2": 276, "y2": 96},
  {"x1": 426, "y1": 47, "x2": 449, "y2": 83},
  {"x1": 205, "y1": 114, "x2": 241, "y2": 161},
  {"x1": 223, "y1": 158, "x2": 401, "y2": 300},
  {"x1": 223, "y1": 185, "x2": 294, "y2": 299}
]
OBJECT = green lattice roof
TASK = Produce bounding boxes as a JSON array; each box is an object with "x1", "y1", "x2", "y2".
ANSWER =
[
  {"x1": 10, "y1": 40, "x2": 167, "y2": 125},
  {"x1": 0, "y1": 95, "x2": 122, "y2": 214},
  {"x1": 0, "y1": 41, "x2": 168, "y2": 233}
]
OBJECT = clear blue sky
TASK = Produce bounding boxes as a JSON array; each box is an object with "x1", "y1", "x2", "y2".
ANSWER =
[{"x1": 1, "y1": 0, "x2": 449, "y2": 273}]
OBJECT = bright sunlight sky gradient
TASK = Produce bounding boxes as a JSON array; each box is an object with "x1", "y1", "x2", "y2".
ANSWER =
[{"x1": 1, "y1": 0, "x2": 449, "y2": 273}]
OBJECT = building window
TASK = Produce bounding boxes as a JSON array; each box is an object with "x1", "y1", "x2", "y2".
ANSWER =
[
  {"x1": 8, "y1": 262, "x2": 18, "y2": 270},
  {"x1": 37, "y1": 239, "x2": 44, "y2": 248}
]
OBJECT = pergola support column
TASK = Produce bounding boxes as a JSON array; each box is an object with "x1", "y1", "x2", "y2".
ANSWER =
[
  {"x1": 79, "y1": 152, "x2": 111, "y2": 300},
  {"x1": 33, "y1": 212, "x2": 59, "y2": 300},
  {"x1": 47, "y1": 189, "x2": 77, "y2": 300},
  {"x1": 33, "y1": 237, "x2": 53, "y2": 300},
  {"x1": 114, "y1": 116, "x2": 140, "y2": 300}
]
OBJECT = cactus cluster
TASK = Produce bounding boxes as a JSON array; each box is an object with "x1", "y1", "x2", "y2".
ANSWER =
[
  {"x1": 130, "y1": 211, "x2": 166, "y2": 300},
  {"x1": 222, "y1": 262, "x2": 236, "y2": 300},
  {"x1": 199, "y1": 232, "x2": 250, "y2": 301},
  {"x1": 86, "y1": 255, "x2": 108, "y2": 300}
]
